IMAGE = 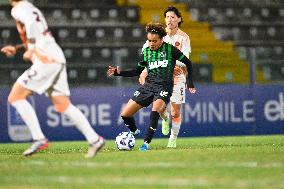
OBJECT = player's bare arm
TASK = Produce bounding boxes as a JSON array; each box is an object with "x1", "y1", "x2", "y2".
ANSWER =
[{"x1": 1, "y1": 43, "x2": 26, "y2": 57}]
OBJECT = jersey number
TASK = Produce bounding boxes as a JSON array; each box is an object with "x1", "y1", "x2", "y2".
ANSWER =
[
  {"x1": 180, "y1": 87, "x2": 184, "y2": 101},
  {"x1": 33, "y1": 11, "x2": 41, "y2": 22}
]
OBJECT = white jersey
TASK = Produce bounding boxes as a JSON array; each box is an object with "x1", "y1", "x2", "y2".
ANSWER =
[
  {"x1": 163, "y1": 29, "x2": 191, "y2": 57},
  {"x1": 11, "y1": 0, "x2": 66, "y2": 64},
  {"x1": 164, "y1": 29, "x2": 191, "y2": 83}
]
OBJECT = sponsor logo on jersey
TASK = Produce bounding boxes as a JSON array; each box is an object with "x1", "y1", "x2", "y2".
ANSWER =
[{"x1": 148, "y1": 60, "x2": 169, "y2": 70}]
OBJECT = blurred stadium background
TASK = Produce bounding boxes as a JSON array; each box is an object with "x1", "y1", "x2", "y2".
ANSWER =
[
  {"x1": 0, "y1": 1, "x2": 283, "y2": 188},
  {"x1": 0, "y1": 0, "x2": 283, "y2": 142},
  {"x1": 0, "y1": 0, "x2": 283, "y2": 86}
]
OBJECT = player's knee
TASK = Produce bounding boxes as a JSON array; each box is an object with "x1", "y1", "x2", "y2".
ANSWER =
[
  {"x1": 7, "y1": 95, "x2": 15, "y2": 104},
  {"x1": 54, "y1": 102, "x2": 70, "y2": 113},
  {"x1": 172, "y1": 115, "x2": 181, "y2": 123},
  {"x1": 7, "y1": 93, "x2": 24, "y2": 104},
  {"x1": 51, "y1": 96, "x2": 71, "y2": 113},
  {"x1": 171, "y1": 110, "x2": 180, "y2": 118}
]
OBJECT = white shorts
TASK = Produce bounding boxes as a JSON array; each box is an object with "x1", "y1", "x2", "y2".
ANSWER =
[
  {"x1": 170, "y1": 80, "x2": 186, "y2": 104},
  {"x1": 17, "y1": 62, "x2": 70, "y2": 97}
]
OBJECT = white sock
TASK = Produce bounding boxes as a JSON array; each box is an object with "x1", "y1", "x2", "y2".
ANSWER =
[
  {"x1": 63, "y1": 104, "x2": 99, "y2": 144},
  {"x1": 160, "y1": 111, "x2": 169, "y2": 121},
  {"x1": 170, "y1": 121, "x2": 181, "y2": 140},
  {"x1": 11, "y1": 100, "x2": 45, "y2": 140}
]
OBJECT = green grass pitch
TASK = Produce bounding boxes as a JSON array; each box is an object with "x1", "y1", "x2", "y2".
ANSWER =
[{"x1": 0, "y1": 135, "x2": 283, "y2": 189}]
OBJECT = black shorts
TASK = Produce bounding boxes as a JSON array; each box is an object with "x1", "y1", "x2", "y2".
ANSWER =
[{"x1": 131, "y1": 83, "x2": 173, "y2": 107}]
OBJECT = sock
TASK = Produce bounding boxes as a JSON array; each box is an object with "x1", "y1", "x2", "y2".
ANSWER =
[
  {"x1": 11, "y1": 100, "x2": 45, "y2": 140},
  {"x1": 121, "y1": 116, "x2": 138, "y2": 133},
  {"x1": 144, "y1": 111, "x2": 160, "y2": 144},
  {"x1": 63, "y1": 104, "x2": 99, "y2": 144},
  {"x1": 160, "y1": 111, "x2": 169, "y2": 121},
  {"x1": 170, "y1": 117, "x2": 182, "y2": 140}
]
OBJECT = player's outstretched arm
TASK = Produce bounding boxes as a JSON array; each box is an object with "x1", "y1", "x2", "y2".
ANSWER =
[
  {"x1": 1, "y1": 43, "x2": 26, "y2": 57},
  {"x1": 107, "y1": 65, "x2": 144, "y2": 77}
]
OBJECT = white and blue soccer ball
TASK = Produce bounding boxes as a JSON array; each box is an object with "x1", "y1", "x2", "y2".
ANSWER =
[{"x1": 115, "y1": 132, "x2": 135, "y2": 150}]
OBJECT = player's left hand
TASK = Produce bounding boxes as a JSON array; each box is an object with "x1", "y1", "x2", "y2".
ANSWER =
[{"x1": 188, "y1": 87, "x2": 196, "y2": 94}]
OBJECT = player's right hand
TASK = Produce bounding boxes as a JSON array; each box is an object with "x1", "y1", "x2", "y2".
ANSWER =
[
  {"x1": 107, "y1": 66, "x2": 120, "y2": 77},
  {"x1": 1, "y1": 45, "x2": 16, "y2": 57}
]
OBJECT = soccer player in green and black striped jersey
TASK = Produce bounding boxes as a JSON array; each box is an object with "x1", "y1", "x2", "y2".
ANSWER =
[{"x1": 107, "y1": 23, "x2": 196, "y2": 151}]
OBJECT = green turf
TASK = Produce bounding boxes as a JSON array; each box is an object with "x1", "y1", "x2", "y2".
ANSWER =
[{"x1": 0, "y1": 135, "x2": 283, "y2": 189}]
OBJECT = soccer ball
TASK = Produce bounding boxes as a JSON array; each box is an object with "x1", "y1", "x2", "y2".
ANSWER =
[{"x1": 115, "y1": 132, "x2": 135, "y2": 150}]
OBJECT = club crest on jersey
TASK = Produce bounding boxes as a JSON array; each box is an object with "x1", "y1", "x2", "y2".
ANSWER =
[
  {"x1": 175, "y1": 42, "x2": 180, "y2": 47},
  {"x1": 160, "y1": 52, "x2": 166, "y2": 58},
  {"x1": 148, "y1": 60, "x2": 169, "y2": 69}
]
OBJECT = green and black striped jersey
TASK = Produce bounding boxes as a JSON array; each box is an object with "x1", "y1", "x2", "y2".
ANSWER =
[
  {"x1": 115, "y1": 42, "x2": 194, "y2": 88},
  {"x1": 138, "y1": 42, "x2": 193, "y2": 87}
]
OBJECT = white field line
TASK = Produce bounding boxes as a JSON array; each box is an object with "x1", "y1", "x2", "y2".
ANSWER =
[
  {"x1": 3, "y1": 175, "x2": 284, "y2": 188},
  {"x1": 3, "y1": 176, "x2": 209, "y2": 187},
  {"x1": 24, "y1": 160, "x2": 284, "y2": 169},
  {"x1": 2, "y1": 161, "x2": 283, "y2": 187}
]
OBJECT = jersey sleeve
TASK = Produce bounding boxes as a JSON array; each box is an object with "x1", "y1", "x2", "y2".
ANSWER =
[
  {"x1": 11, "y1": 6, "x2": 37, "y2": 40},
  {"x1": 172, "y1": 45, "x2": 186, "y2": 61},
  {"x1": 115, "y1": 61, "x2": 146, "y2": 77},
  {"x1": 11, "y1": 6, "x2": 23, "y2": 22}
]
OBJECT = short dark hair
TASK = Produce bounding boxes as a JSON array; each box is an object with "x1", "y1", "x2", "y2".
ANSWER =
[
  {"x1": 146, "y1": 23, "x2": 167, "y2": 39},
  {"x1": 164, "y1": 6, "x2": 183, "y2": 27}
]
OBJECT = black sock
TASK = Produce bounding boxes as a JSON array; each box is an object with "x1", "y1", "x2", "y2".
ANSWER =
[
  {"x1": 121, "y1": 116, "x2": 137, "y2": 133},
  {"x1": 144, "y1": 111, "x2": 160, "y2": 144}
]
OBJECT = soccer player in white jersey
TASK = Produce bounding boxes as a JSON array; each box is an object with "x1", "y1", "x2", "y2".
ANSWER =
[
  {"x1": 1, "y1": 0, "x2": 105, "y2": 157},
  {"x1": 139, "y1": 6, "x2": 196, "y2": 148}
]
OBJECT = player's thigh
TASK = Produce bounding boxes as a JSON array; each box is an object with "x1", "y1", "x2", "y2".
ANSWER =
[
  {"x1": 153, "y1": 84, "x2": 172, "y2": 110},
  {"x1": 47, "y1": 65, "x2": 70, "y2": 97},
  {"x1": 8, "y1": 82, "x2": 33, "y2": 103},
  {"x1": 121, "y1": 99, "x2": 143, "y2": 117},
  {"x1": 131, "y1": 85, "x2": 154, "y2": 107},
  {"x1": 17, "y1": 63, "x2": 63, "y2": 95}
]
